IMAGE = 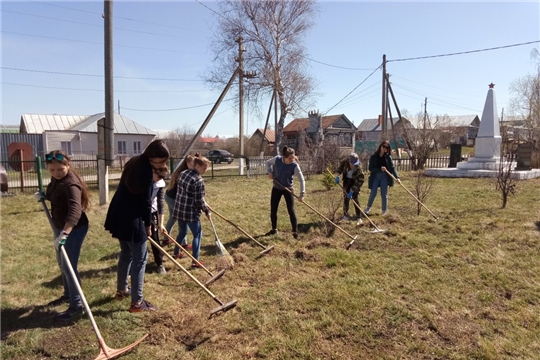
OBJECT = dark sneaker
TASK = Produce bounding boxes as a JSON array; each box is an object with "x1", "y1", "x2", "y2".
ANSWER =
[
  {"x1": 265, "y1": 229, "x2": 278, "y2": 236},
  {"x1": 157, "y1": 265, "x2": 167, "y2": 274},
  {"x1": 47, "y1": 295, "x2": 69, "y2": 307},
  {"x1": 161, "y1": 238, "x2": 172, "y2": 246},
  {"x1": 181, "y1": 243, "x2": 192, "y2": 250},
  {"x1": 129, "y1": 299, "x2": 157, "y2": 313},
  {"x1": 55, "y1": 307, "x2": 83, "y2": 322},
  {"x1": 293, "y1": 232, "x2": 299, "y2": 240},
  {"x1": 173, "y1": 253, "x2": 184, "y2": 259},
  {"x1": 115, "y1": 288, "x2": 131, "y2": 301},
  {"x1": 191, "y1": 261, "x2": 204, "y2": 268}
]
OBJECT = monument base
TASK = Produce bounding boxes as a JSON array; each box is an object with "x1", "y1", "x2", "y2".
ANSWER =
[{"x1": 425, "y1": 165, "x2": 540, "y2": 179}]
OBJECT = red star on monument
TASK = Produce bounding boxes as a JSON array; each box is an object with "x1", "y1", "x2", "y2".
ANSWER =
[{"x1": 488, "y1": 82, "x2": 495, "y2": 88}]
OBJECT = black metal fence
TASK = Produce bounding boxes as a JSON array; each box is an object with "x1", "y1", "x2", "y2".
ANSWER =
[{"x1": 2, "y1": 154, "x2": 471, "y2": 193}]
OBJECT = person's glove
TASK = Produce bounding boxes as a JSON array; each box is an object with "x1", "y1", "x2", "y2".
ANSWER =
[
  {"x1": 347, "y1": 190, "x2": 353, "y2": 199},
  {"x1": 34, "y1": 191, "x2": 45, "y2": 202},
  {"x1": 335, "y1": 176, "x2": 340, "y2": 184},
  {"x1": 54, "y1": 233, "x2": 67, "y2": 251}
]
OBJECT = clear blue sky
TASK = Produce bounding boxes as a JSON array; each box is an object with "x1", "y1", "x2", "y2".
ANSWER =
[{"x1": 2, "y1": 1, "x2": 539, "y2": 138}]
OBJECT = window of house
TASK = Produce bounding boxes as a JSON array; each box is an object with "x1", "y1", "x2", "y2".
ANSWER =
[
  {"x1": 117, "y1": 141, "x2": 127, "y2": 155},
  {"x1": 60, "y1": 141, "x2": 72, "y2": 155},
  {"x1": 133, "y1": 141, "x2": 142, "y2": 155}
]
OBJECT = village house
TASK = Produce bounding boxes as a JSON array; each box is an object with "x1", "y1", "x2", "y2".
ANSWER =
[
  {"x1": 282, "y1": 112, "x2": 356, "y2": 155},
  {"x1": 6, "y1": 112, "x2": 156, "y2": 161}
]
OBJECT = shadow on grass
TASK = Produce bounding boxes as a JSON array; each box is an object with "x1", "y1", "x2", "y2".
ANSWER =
[
  {"x1": 4, "y1": 208, "x2": 46, "y2": 216},
  {"x1": 536, "y1": 221, "x2": 540, "y2": 232},
  {"x1": 41, "y1": 265, "x2": 118, "y2": 289},
  {"x1": 1, "y1": 305, "x2": 69, "y2": 339},
  {"x1": 1, "y1": 295, "x2": 128, "y2": 340}
]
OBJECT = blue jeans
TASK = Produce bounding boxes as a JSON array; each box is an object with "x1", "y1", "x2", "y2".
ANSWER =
[
  {"x1": 164, "y1": 192, "x2": 176, "y2": 234},
  {"x1": 55, "y1": 225, "x2": 88, "y2": 310},
  {"x1": 117, "y1": 239, "x2": 148, "y2": 304},
  {"x1": 174, "y1": 220, "x2": 202, "y2": 260},
  {"x1": 367, "y1": 172, "x2": 389, "y2": 212}
]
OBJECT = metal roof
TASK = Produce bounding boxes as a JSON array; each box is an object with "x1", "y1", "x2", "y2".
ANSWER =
[
  {"x1": 283, "y1": 114, "x2": 348, "y2": 132},
  {"x1": 357, "y1": 117, "x2": 414, "y2": 132},
  {"x1": 20, "y1": 112, "x2": 155, "y2": 135},
  {"x1": 254, "y1": 128, "x2": 275, "y2": 143}
]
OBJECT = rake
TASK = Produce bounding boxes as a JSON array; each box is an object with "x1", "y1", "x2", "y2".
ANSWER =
[
  {"x1": 38, "y1": 198, "x2": 148, "y2": 360},
  {"x1": 146, "y1": 237, "x2": 237, "y2": 316},
  {"x1": 272, "y1": 179, "x2": 358, "y2": 248},
  {"x1": 326, "y1": 169, "x2": 386, "y2": 239},
  {"x1": 160, "y1": 229, "x2": 226, "y2": 286},
  {"x1": 206, "y1": 204, "x2": 274, "y2": 256},
  {"x1": 383, "y1": 169, "x2": 439, "y2": 220}
]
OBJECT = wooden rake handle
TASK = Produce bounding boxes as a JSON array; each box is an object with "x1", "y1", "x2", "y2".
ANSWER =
[
  {"x1": 326, "y1": 169, "x2": 380, "y2": 230},
  {"x1": 272, "y1": 179, "x2": 357, "y2": 241},
  {"x1": 383, "y1": 169, "x2": 439, "y2": 220},
  {"x1": 206, "y1": 204, "x2": 269, "y2": 250},
  {"x1": 160, "y1": 230, "x2": 214, "y2": 277},
  {"x1": 146, "y1": 236, "x2": 223, "y2": 304}
]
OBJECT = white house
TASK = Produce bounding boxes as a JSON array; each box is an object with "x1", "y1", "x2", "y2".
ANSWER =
[{"x1": 19, "y1": 112, "x2": 156, "y2": 158}]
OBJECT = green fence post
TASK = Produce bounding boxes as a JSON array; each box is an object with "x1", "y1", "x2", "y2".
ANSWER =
[{"x1": 36, "y1": 155, "x2": 44, "y2": 193}]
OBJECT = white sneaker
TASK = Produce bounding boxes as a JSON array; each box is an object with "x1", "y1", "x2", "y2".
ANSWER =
[
  {"x1": 381, "y1": 211, "x2": 388, "y2": 216},
  {"x1": 364, "y1": 207, "x2": 371, "y2": 214},
  {"x1": 341, "y1": 215, "x2": 351, "y2": 221},
  {"x1": 356, "y1": 218, "x2": 363, "y2": 226},
  {"x1": 157, "y1": 265, "x2": 167, "y2": 274}
]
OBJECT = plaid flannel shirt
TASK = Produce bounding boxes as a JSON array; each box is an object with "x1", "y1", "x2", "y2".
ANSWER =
[{"x1": 172, "y1": 169, "x2": 208, "y2": 222}]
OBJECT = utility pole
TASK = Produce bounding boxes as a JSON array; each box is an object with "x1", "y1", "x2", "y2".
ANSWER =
[
  {"x1": 99, "y1": 0, "x2": 114, "y2": 205},
  {"x1": 381, "y1": 54, "x2": 387, "y2": 140},
  {"x1": 235, "y1": 36, "x2": 256, "y2": 175}
]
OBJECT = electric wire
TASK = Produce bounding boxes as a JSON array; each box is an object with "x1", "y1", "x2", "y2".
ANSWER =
[
  {"x1": 2, "y1": 82, "x2": 208, "y2": 93},
  {"x1": 323, "y1": 64, "x2": 382, "y2": 115},
  {"x1": 2, "y1": 31, "x2": 199, "y2": 54},
  {"x1": 2, "y1": 9, "x2": 201, "y2": 41},
  {"x1": 1, "y1": 67, "x2": 202, "y2": 82},
  {"x1": 387, "y1": 40, "x2": 540, "y2": 62},
  {"x1": 121, "y1": 98, "x2": 234, "y2": 112}
]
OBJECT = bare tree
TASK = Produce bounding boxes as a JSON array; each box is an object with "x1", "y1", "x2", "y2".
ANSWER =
[
  {"x1": 508, "y1": 49, "x2": 540, "y2": 151},
  {"x1": 207, "y1": 0, "x2": 319, "y2": 155},
  {"x1": 401, "y1": 111, "x2": 455, "y2": 170},
  {"x1": 161, "y1": 126, "x2": 195, "y2": 158},
  {"x1": 411, "y1": 170, "x2": 435, "y2": 216},
  {"x1": 496, "y1": 127, "x2": 517, "y2": 209}
]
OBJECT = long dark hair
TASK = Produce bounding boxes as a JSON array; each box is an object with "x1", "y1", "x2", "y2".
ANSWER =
[
  {"x1": 45, "y1": 150, "x2": 90, "y2": 210},
  {"x1": 374, "y1": 140, "x2": 391, "y2": 156},
  {"x1": 121, "y1": 139, "x2": 170, "y2": 194}
]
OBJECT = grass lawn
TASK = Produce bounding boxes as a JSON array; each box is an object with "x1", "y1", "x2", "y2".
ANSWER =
[{"x1": 1, "y1": 174, "x2": 540, "y2": 359}]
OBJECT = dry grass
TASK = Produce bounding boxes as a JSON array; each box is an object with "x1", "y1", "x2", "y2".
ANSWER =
[{"x1": 1, "y1": 175, "x2": 540, "y2": 359}]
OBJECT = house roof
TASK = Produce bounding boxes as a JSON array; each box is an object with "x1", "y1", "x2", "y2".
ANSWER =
[
  {"x1": 357, "y1": 117, "x2": 411, "y2": 132},
  {"x1": 444, "y1": 115, "x2": 479, "y2": 127},
  {"x1": 283, "y1": 114, "x2": 347, "y2": 132},
  {"x1": 199, "y1": 136, "x2": 220, "y2": 143},
  {"x1": 20, "y1": 112, "x2": 155, "y2": 135},
  {"x1": 253, "y1": 128, "x2": 275, "y2": 143}
]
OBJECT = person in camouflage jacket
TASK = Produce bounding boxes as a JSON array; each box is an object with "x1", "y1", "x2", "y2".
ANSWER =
[{"x1": 335, "y1": 153, "x2": 365, "y2": 220}]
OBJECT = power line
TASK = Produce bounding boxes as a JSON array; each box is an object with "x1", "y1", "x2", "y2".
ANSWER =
[
  {"x1": 122, "y1": 98, "x2": 234, "y2": 112},
  {"x1": 323, "y1": 64, "x2": 382, "y2": 115},
  {"x1": 2, "y1": 9, "x2": 201, "y2": 41},
  {"x1": 301, "y1": 56, "x2": 376, "y2": 71},
  {"x1": 31, "y1": 1, "x2": 196, "y2": 32},
  {"x1": 2, "y1": 31, "x2": 199, "y2": 54},
  {"x1": 388, "y1": 40, "x2": 540, "y2": 62},
  {"x1": 1, "y1": 67, "x2": 202, "y2": 82},
  {"x1": 2, "y1": 82, "x2": 208, "y2": 93}
]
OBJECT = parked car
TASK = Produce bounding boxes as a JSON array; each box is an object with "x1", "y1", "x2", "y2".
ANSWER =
[{"x1": 206, "y1": 150, "x2": 234, "y2": 164}]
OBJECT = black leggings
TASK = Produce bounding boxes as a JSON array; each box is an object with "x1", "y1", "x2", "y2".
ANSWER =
[
  {"x1": 270, "y1": 187, "x2": 298, "y2": 232},
  {"x1": 150, "y1": 212, "x2": 163, "y2": 266}
]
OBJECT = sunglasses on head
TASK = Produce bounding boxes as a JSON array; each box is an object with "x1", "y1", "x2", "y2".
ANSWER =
[{"x1": 45, "y1": 153, "x2": 65, "y2": 162}]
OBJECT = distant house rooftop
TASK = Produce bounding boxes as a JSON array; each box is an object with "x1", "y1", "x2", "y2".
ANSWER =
[{"x1": 20, "y1": 112, "x2": 155, "y2": 135}]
